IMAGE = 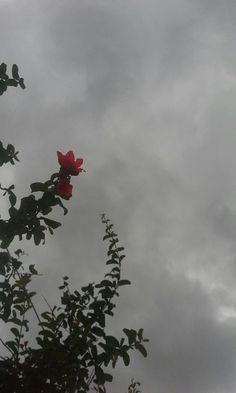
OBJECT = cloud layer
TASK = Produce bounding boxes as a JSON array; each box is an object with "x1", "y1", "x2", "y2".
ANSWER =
[{"x1": 1, "y1": 1, "x2": 236, "y2": 392}]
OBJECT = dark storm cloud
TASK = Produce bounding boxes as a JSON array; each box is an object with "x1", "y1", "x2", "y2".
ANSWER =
[
  {"x1": 47, "y1": 0, "x2": 201, "y2": 102},
  {"x1": 146, "y1": 272, "x2": 236, "y2": 393},
  {"x1": 1, "y1": 0, "x2": 236, "y2": 392}
]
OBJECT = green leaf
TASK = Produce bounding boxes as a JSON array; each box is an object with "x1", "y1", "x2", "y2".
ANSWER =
[
  {"x1": 0, "y1": 80, "x2": 7, "y2": 95},
  {"x1": 121, "y1": 351, "x2": 130, "y2": 366},
  {"x1": 106, "y1": 258, "x2": 119, "y2": 265},
  {"x1": 36, "y1": 337, "x2": 44, "y2": 347},
  {"x1": 53, "y1": 196, "x2": 68, "y2": 215},
  {"x1": 105, "y1": 335, "x2": 119, "y2": 347},
  {"x1": 19, "y1": 78, "x2": 25, "y2": 89},
  {"x1": 94, "y1": 366, "x2": 105, "y2": 385},
  {"x1": 43, "y1": 217, "x2": 61, "y2": 229},
  {"x1": 14, "y1": 151, "x2": 19, "y2": 161},
  {"x1": 9, "y1": 192, "x2": 16, "y2": 206},
  {"x1": 8, "y1": 318, "x2": 22, "y2": 327},
  {"x1": 138, "y1": 328, "x2": 144, "y2": 340},
  {"x1": 30, "y1": 182, "x2": 46, "y2": 192},
  {"x1": 118, "y1": 279, "x2": 131, "y2": 287},
  {"x1": 0, "y1": 63, "x2": 7, "y2": 78},
  {"x1": 135, "y1": 343, "x2": 147, "y2": 357},
  {"x1": 0, "y1": 263, "x2": 5, "y2": 275},
  {"x1": 13, "y1": 305, "x2": 24, "y2": 315},
  {"x1": 11, "y1": 327, "x2": 20, "y2": 338},
  {"x1": 104, "y1": 373, "x2": 113, "y2": 382},
  {"x1": 1, "y1": 235, "x2": 14, "y2": 249},
  {"x1": 14, "y1": 249, "x2": 23, "y2": 257},
  {"x1": 38, "y1": 330, "x2": 55, "y2": 339},
  {"x1": 5, "y1": 341, "x2": 17, "y2": 354},
  {"x1": 95, "y1": 280, "x2": 113, "y2": 288},
  {"x1": 7, "y1": 79, "x2": 18, "y2": 87},
  {"x1": 29, "y1": 264, "x2": 38, "y2": 275},
  {"x1": 107, "y1": 249, "x2": 118, "y2": 257},
  {"x1": 123, "y1": 328, "x2": 137, "y2": 345},
  {"x1": 97, "y1": 314, "x2": 105, "y2": 328},
  {"x1": 9, "y1": 206, "x2": 18, "y2": 218},
  {"x1": 117, "y1": 247, "x2": 125, "y2": 252},
  {"x1": 41, "y1": 312, "x2": 52, "y2": 321},
  {"x1": 15, "y1": 274, "x2": 31, "y2": 288},
  {"x1": 11, "y1": 258, "x2": 22, "y2": 270},
  {"x1": 91, "y1": 326, "x2": 104, "y2": 337},
  {"x1": 50, "y1": 172, "x2": 59, "y2": 182},
  {"x1": 7, "y1": 144, "x2": 15, "y2": 154},
  {"x1": 48, "y1": 226, "x2": 54, "y2": 235},
  {"x1": 111, "y1": 267, "x2": 120, "y2": 273},
  {"x1": 103, "y1": 234, "x2": 113, "y2": 240},
  {"x1": 26, "y1": 232, "x2": 32, "y2": 240},
  {"x1": 12, "y1": 64, "x2": 19, "y2": 80},
  {"x1": 33, "y1": 230, "x2": 44, "y2": 246},
  {"x1": 0, "y1": 280, "x2": 10, "y2": 289}
]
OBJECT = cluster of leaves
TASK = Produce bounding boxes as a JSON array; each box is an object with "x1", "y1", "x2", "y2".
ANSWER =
[
  {"x1": 0, "y1": 213, "x2": 148, "y2": 392},
  {"x1": 0, "y1": 175, "x2": 68, "y2": 249},
  {"x1": 0, "y1": 63, "x2": 25, "y2": 96},
  {"x1": 127, "y1": 379, "x2": 142, "y2": 393},
  {"x1": 0, "y1": 141, "x2": 19, "y2": 167},
  {"x1": 0, "y1": 64, "x2": 148, "y2": 393}
]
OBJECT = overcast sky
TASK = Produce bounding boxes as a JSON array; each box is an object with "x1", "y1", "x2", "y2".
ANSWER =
[{"x1": 2, "y1": 0, "x2": 236, "y2": 392}]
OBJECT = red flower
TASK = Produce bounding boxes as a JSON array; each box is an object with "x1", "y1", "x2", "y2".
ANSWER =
[
  {"x1": 56, "y1": 178, "x2": 73, "y2": 198},
  {"x1": 57, "y1": 150, "x2": 84, "y2": 176}
]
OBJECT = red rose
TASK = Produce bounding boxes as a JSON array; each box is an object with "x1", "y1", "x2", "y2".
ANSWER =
[
  {"x1": 57, "y1": 150, "x2": 84, "y2": 176},
  {"x1": 56, "y1": 178, "x2": 73, "y2": 198}
]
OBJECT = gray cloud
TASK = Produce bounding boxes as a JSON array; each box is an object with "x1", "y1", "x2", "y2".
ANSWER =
[{"x1": 1, "y1": 0, "x2": 236, "y2": 392}]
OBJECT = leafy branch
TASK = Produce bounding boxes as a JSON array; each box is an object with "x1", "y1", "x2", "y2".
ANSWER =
[{"x1": 0, "y1": 63, "x2": 147, "y2": 393}]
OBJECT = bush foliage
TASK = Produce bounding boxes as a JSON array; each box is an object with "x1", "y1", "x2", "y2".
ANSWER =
[{"x1": 0, "y1": 64, "x2": 148, "y2": 393}]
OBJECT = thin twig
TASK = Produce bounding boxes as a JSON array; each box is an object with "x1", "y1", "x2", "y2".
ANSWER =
[
  {"x1": 0, "y1": 337, "x2": 14, "y2": 356},
  {"x1": 42, "y1": 295, "x2": 54, "y2": 314},
  {"x1": 15, "y1": 271, "x2": 42, "y2": 324},
  {"x1": 16, "y1": 302, "x2": 26, "y2": 361}
]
